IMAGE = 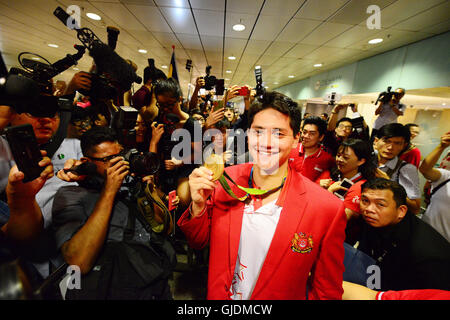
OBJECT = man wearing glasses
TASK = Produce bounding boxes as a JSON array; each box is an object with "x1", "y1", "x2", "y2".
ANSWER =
[
  {"x1": 52, "y1": 126, "x2": 176, "y2": 299},
  {"x1": 322, "y1": 103, "x2": 354, "y2": 157}
]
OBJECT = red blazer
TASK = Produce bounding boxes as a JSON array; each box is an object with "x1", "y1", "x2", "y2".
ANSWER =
[{"x1": 178, "y1": 163, "x2": 347, "y2": 300}]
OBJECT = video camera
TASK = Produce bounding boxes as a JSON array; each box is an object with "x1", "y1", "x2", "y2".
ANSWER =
[
  {"x1": 111, "y1": 106, "x2": 139, "y2": 148},
  {"x1": 0, "y1": 51, "x2": 75, "y2": 118},
  {"x1": 53, "y1": 6, "x2": 141, "y2": 95},
  {"x1": 375, "y1": 86, "x2": 402, "y2": 105}
]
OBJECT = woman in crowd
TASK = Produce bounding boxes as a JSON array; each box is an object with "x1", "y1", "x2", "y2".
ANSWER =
[
  {"x1": 399, "y1": 123, "x2": 421, "y2": 168},
  {"x1": 320, "y1": 138, "x2": 387, "y2": 219}
]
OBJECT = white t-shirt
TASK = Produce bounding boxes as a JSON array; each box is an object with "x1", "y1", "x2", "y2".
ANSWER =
[
  {"x1": 230, "y1": 199, "x2": 282, "y2": 300},
  {"x1": 423, "y1": 168, "x2": 450, "y2": 243},
  {"x1": 373, "y1": 102, "x2": 406, "y2": 130}
]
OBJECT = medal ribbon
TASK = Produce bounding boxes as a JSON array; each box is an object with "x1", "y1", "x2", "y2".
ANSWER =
[{"x1": 217, "y1": 166, "x2": 286, "y2": 202}]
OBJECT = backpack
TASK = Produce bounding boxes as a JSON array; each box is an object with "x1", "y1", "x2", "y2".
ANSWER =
[{"x1": 385, "y1": 159, "x2": 408, "y2": 183}]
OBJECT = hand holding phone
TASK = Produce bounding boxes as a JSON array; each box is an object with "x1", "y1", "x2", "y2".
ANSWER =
[
  {"x1": 4, "y1": 124, "x2": 44, "y2": 183},
  {"x1": 333, "y1": 178, "x2": 354, "y2": 200}
]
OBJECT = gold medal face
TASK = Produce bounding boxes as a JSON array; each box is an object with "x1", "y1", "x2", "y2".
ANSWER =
[{"x1": 203, "y1": 153, "x2": 224, "y2": 181}]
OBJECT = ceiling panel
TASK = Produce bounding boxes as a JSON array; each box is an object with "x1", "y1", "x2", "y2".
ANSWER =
[
  {"x1": 227, "y1": 0, "x2": 264, "y2": 14},
  {"x1": 126, "y1": 4, "x2": 172, "y2": 33},
  {"x1": 225, "y1": 12, "x2": 258, "y2": 39},
  {"x1": 283, "y1": 43, "x2": 320, "y2": 58},
  {"x1": 325, "y1": 25, "x2": 380, "y2": 48},
  {"x1": 295, "y1": 0, "x2": 349, "y2": 21},
  {"x1": 159, "y1": 7, "x2": 197, "y2": 35},
  {"x1": 190, "y1": 0, "x2": 226, "y2": 12},
  {"x1": 300, "y1": 22, "x2": 353, "y2": 45},
  {"x1": 328, "y1": 0, "x2": 397, "y2": 25},
  {"x1": 251, "y1": 14, "x2": 292, "y2": 41},
  {"x1": 263, "y1": 41, "x2": 296, "y2": 57},
  {"x1": 193, "y1": 9, "x2": 224, "y2": 37},
  {"x1": 260, "y1": 0, "x2": 307, "y2": 17},
  {"x1": 276, "y1": 18, "x2": 322, "y2": 43}
]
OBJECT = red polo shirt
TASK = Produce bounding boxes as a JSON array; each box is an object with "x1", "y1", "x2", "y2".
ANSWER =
[{"x1": 289, "y1": 143, "x2": 335, "y2": 184}]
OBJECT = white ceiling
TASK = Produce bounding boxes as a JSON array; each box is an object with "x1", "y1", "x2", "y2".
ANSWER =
[{"x1": 0, "y1": 0, "x2": 449, "y2": 98}]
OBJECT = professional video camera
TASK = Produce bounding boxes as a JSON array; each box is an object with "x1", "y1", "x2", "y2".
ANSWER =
[
  {"x1": 375, "y1": 86, "x2": 402, "y2": 105},
  {"x1": 111, "y1": 106, "x2": 139, "y2": 148},
  {"x1": 254, "y1": 67, "x2": 265, "y2": 97},
  {"x1": 53, "y1": 6, "x2": 142, "y2": 97},
  {"x1": 0, "y1": 51, "x2": 75, "y2": 117}
]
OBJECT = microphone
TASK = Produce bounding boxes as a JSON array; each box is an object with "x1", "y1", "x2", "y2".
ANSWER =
[{"x1": 63, "y1": 162, "x2": 97, "y2": 176}]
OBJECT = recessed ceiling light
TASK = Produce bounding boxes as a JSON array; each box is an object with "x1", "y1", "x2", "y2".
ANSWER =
[
  {"x1": 228, "y1": 56, "x2": 236, "y2": 60},
  {"x1": 86, "y1": 13, "x2": 101, "y2": 21},
  {"x1": 138, "y1": 49, "x2": 147, "y2": 53},
  {"x1": 232, "y1": 23, "x2": 245, "y2": 32},
  {"x1": 31, "y1": 57, "x2": 40, "y2": 61},
  {"x1": 73, "y1": 67, "x2": 79, "y2": 71},
  {"x1": 225, "y1": 78, "x2": 230, "y2": 81},
  {"x1": 288, "y1": 75, "x2": 295, "y2": 78},
  {"x1": 226, "y1": 70, "x2": 232, "y2": 73},
  {"x1": 442, "y1": 103, "x2": 446, "y2": 106},
  {"x1": 255, "y1": 65, "x2": 261, "y2": 69},
  {"x1": 48, "y1": 43, "x2": 59, "y2": 48},
  {"x1": 314, "y1": 63, "x2": 322, "y2": 67},
  {"x1": 273, "y1": 82, "x2": 279, "y2": 85},
  {"x1": 264, "y1": 86, "x2": 268, "y2": 89},
  {"x1": 368, "y1": 38, "x2": 383, "y2": 44},
  {"x1": 161, "y1": 65, "x2": 168, "y2": 69}
]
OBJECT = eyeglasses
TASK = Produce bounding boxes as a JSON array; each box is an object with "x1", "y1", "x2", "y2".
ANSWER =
[
  {"x1": 337, "y1": 124, "x2": 352, "y2": 130},
  {"x1": 87, "y1": 150, "x2": 125, "y2": 163},
  {"x1": 156, "y1": 100, "x2": 178, "y2": 109}
]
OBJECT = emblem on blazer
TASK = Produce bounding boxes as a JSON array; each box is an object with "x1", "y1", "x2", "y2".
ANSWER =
[{"x1": 291, "y1": 232, "x2": 313, "y2": 253}]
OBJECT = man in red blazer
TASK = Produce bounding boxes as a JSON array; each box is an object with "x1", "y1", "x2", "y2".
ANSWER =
[{"x1": 178, "y1": 91, "x2": 347, "y2": 300}]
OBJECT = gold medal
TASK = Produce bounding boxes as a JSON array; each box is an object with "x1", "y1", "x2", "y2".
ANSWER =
[{"x1": 203, "y1": 153, "x2": 224, "y2": 181}]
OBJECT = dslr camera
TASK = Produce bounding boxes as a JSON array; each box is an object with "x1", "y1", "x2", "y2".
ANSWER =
[
  {"x1": 202, "y1": 65, "x2": 216, "y2": 91},
  {"x1": 122, "y1": 148, "x2": 160, "y2": 176}
]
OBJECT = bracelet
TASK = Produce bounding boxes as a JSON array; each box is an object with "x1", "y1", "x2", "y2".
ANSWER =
[{"x1": 189, "y1": 203, "x2": 207, "y2": 219}]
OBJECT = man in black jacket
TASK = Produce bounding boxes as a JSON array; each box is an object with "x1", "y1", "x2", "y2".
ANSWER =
[{"x1": 355, "y1": 178, "x2": 450, "y2": 291}]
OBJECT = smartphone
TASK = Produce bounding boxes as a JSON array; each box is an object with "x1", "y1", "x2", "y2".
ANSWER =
[
  {"x1": 4, "y1": 124, "x2": 44, "y2": 183},
  {"x1": 212, "y1": 100, "x2": 224, "y2": 112},
  {"x1": 238, "y1": 86, "x2": 249, "y2": 96},
  {"x1": 168, "y1": 190, "x2": 177, "y2": 211},
  {"x1": 334, "y1": 178, "x2": 354, "y2": 200}
]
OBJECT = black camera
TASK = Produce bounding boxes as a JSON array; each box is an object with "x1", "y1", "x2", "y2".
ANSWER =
[
  {"x1": 122, "y1": 149, "x2": 160, "y2": 176},
  {"x1": 254, "y1": 67, "x2": 265, "y2": 97},
  {"x1": 375, "y1": 86, "x2": 401, "y2": 105},
  {"x1": 203, "y1": 66, "x2": 216, "y2": 91},
  {"x1": 111, "y1": 106, "x2": 139, "y2": 148}
]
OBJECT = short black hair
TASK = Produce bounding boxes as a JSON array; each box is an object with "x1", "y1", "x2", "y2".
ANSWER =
[
  {"x1": 405, "y1": 123, "x2": 419, "y2": 130},
  {"x1": 302, "y1": 116, "x2": 327, "y2": 136},
  {"x1": 361, "y1": 178, "x2": 407, "y2": 208},
  {"x1": 154, "y1": 78, "x2": 182, "y2": 100},
  {"x1": 376, "y1": 123, "x2": 411, "y2": 145},
  {"x1": 337, "y1": 139, "x2": 376, "y2": 181},
  {"x1": 248, "y1": 91, "x2": 301, "y2": 136},
  {"x1": 80, "y1": 126, "x2": 118, "y2": 157},
  {"x1": 70, "y1": 106, "x2": 91, "y2": 123},
  {"x1": 214, "y1": 118, "x2": 231, "y2": 131}
]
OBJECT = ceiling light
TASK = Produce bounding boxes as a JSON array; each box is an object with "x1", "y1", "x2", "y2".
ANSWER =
[
  {"x1": 73, "y1": 67, "x2": 79, "y2": 71},
  {"x1": 368, "y1": 38, "x2": 383, "y2": 44},
  {"x1": 228, "y1": 56, "x2": 236, "y2": 60},
  {"x1": 443, "y1": 103, "x2": 446, "y2": 106},
  {"x1": 86, "y1": 13, "x2": 101, "y2": 21},
  {"x1": 255, "y1": 65, "x2": 261, "y2": 69},
  {"x1": 273, "y1": 82, "x2": 279, "y2": 85},
  {"x1": 288, "y1": 75, "x2": 295, "y2": 78},
  {"x1": 31, "y1": 57, "x2": 40, "y2": 61},
  {"x1": 314, "y1": 63, "x2": 322, "y2": 67},
  {"x1": 265, "y1": 86, "x2": 268, "y2": 89},
  {"x1": 232, "y1": 23, "x2": 246, "y2": 32},
  {"x1": 226, "y1": 70, "x2": 232, "y2": 73},
  {"x1": 138, "y1": 49, "x2": 147, "y2": 53},
  {"x1": 0, "y1": 77, "x2": 6, "y2": 85},
  {"x1": 161, "y1": 65, "x2": 168, "y2": 69},
  {"x1": 225, "y1": 78, "x2": 230, "y2": 81},
  {"x1": 48, "y1": 43, "x2": 59, "y2": 48}
]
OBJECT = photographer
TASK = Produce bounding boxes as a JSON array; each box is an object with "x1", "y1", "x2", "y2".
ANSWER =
[
  {"x1": 188, "y1": 77, "x2": 206, "y2": 111},
  {"x1": 372, "y1": 87, "x2": 406, "y2": 141},
  {"x1": 52, "y1": 126, "x2": 176, "y2": 299},
  {"x1": 0, "y1": 96, "x2": 83, "y2": 278}
]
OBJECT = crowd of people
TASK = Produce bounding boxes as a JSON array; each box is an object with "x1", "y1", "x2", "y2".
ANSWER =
[{"x1": 0, "y1": 50, "x2": 449, "y2": 301}]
